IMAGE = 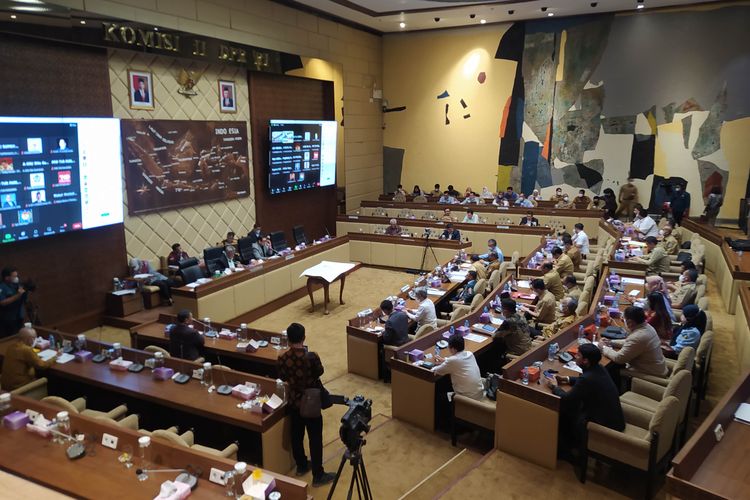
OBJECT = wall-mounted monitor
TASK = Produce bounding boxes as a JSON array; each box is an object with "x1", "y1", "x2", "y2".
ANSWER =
[
  {"x1": 0, "y1": 116, "x2": 123, "y2": 244},
  {"x1": 268, "y1": 119, "x2": 337, "y2": 195}
]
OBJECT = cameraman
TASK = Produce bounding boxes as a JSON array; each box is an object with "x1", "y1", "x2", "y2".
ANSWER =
[
  {"x1": 277, "y1": 323, "x2": 335, "y2": 487},
  {"x1": 0, "y1": 267, "x2": 28, "y2": 338}
]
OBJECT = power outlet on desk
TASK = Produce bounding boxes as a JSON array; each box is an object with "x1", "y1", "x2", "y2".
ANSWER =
[
  {"x1": 714, "y1": 423, "x2": 724, "y2": 442},
  {"x1": 102, "y1": 433, "x2": 118, "y2": 449},
  {"x1": 209, "y1": 467, "x2": 227, "y2": 486}
]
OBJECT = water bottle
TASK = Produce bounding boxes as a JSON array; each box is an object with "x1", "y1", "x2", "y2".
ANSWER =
[
  {"x1": 112, "y1": 342, "x2": 122, "y2": 359},
  {"x1": 202, "y1": 362, "x2": 213, "y2": 387},
  {"x1": 521, "y1": 367, "x2": 529, "y2": 385},
  {"x1": 137, "y1": 436, "x2": 151, "y2": 481},
  {"x1": 0, "y1": 393, "x2": 12, "y2": 417},
  {"x1": 280, "y1": 330, "x2": 288, "y2": 349},
  {"x1": 578, "y1": 325, "x2": 585, "y2": 343},
  {"x1": 49, "y1": 334, "x2": 56, "y2": 351},
  {"x1": 203, "y1": 318, "x2": 212, "y2": 335},
  {"x1": 594, "y1": 306, "x2": 601, "y2": 328},
  {"x1": 153, "y1": 351, "x2": 165, "y2": 369},
  {"x1": 434, "y1": 344, "x2": 440, "y2": 358},
  {"x1": 463, "y1": 319, "x2": 470, "y2": 329},
  {"x1": 233, "y1": 462, "x2": 248, "y2": 499},
  {"x1": 76, "y1": 334, "x2": 87, "y2": 351},
  {"x1": 112, "y1": 278, "x2": 120, "y2": 292},
  {"x1": 449, "y1": 325, "x2": 455, "y2": 336},
  {"x1": 547, "y1": 343, "x2": 558, "y2": 362},
  {"x1": 239, "y1": 323, "x2": 248, "y2": 342},
  {"x1": 275, "y1": 379, "x2": 286, "y2": 402},
  {"x1": 57, "y1": 411, "x2": 71, "y2": 437}
]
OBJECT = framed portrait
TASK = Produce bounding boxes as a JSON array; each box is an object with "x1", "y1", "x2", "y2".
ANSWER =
[
  {"x1": 219, "y1": 80, "x2": 237, "y2": 113},
  {"x1": 128, "y1": 69, "x2": 154, "y2": 110}
]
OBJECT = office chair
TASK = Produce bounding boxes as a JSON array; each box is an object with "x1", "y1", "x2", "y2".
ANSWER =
[
  {"x1": 269, "y1": 230, "x2": 288, "y2": 251},
  {"x1": 180, "y1": 264, "x2": 205, "y2": 285},
  {"x1": 203, "y1": 246, "x2": 224, "y2": 274},
  {"x1": 237, "y1": 237, "x2": 253, "y2": 264},
  {"x1": 178, "y1": 257, "x2": 199, "y2": 269},
  {"x1": 292, "y1": 225, "x2": 308, "y2": 246}
]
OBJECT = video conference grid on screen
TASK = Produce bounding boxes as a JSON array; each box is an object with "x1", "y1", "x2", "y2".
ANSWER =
[
  {"x1": 268, "y1": 120, "x2": 336, "y2": 194},
  {"x1": 0, "y1": 117, "x2": 123, "y2": 244}
]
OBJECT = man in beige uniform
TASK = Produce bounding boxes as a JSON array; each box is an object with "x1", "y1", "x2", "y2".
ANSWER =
[
  {"x1": 617, "y1": 178, "x2": 639, "y2": 220},
  {"x1": 541, "y1": 261, "x2": 566, "y2": 300},
  {"x1": 552, "y1": 247, "x2": 575, "y2": 279},
  {"x1": 563, "y1": 237, "x2": 582, "y2": 270},
  {"x1": 520, "y1": 278, "x2": 557, "y2": 326},
  {"x1": 659, "y1": 224, "x2": 679, "y2": 255},
  {"x1": 631, "y1": 236, "x2": 671, "y2": 275}
]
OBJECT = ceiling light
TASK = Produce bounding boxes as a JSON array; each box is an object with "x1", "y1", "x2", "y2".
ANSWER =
[
  {"x1": 80, "y1": 20, "x2": 86, "y2": 24},
  {"x1": 10, "y1": 14, "x2": 17, "y2": 19},
  {"x1": 637, "y1": 4, "x2": 644, "y2": 8},
  {"x1": 480, "y1": 19, "x2": 486, "y2": 24},
  {"x1": 548, "y1": 12, "x2": 554, "y2": 16},
  {"x1": 591, "y1": 2, "x2": 598, "y2": 6},
  {"x1": 508, "y1": 10, "x2": 514, "y2": 15},
  {"x1": 399, "y1": 22, "x2": 406, "y2": 29}
]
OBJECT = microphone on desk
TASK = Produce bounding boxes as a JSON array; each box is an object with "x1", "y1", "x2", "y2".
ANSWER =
[
  {"x1": 214, "y1": 355, "x2": 233, "y2": 395},
  {"x1": 135, "y1": 467, "x2": 200, "y2": 490}
]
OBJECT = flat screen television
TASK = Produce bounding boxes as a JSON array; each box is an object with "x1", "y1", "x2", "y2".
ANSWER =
[
  {"x1": 0, "y1": 116, "x2": 123, "y2": 244},
  {"x1": 268, "y1": 119, "x2": 336, "y2": 194}
]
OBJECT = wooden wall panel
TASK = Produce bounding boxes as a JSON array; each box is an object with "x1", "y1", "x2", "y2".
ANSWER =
[
  {"x1": 248, "y1": 73, "x2": 337, "y2": 243},
  {"x1": 0, "y1": 34, "x2": 127, "y2": 330}
]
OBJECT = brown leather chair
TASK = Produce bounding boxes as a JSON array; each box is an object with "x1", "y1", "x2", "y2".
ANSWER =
[
  {"x1": 451, "y1": 393, "x2": 496, "y2": 446},
  {"x1": 151, "y1": 429, "x2": 238, "y2": 459}
]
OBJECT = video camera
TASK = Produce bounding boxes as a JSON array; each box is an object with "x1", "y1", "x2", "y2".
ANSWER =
[{"x1": 336, "y1": 395, "x2": 372, "y2": 452}]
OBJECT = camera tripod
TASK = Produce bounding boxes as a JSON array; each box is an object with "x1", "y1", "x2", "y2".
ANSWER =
[
  {"x1": 418, "y1": 232, "x2": 439, "y2": 273},
  {"x1": 326, "y1": 439, "x2": 372, "y2": 500}
]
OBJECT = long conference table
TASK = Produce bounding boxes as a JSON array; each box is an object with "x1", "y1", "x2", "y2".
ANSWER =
[
  {"x1": 1, "y1": 395, "x2": 309, "y2": 499},
  {"x1": 0, "y1": 327, "x2": 295, "y2": 474}
]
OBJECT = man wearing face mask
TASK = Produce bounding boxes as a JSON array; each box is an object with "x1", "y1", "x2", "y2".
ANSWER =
[
  {"x1": 574, "y1": 189, "x2": 591, "y2": 209},
  {"x1": 168, "y1": 309, "x2": 204, "y2": 361},
  {"x1": 247, "y1": 223, "x2": 263, "y2": 244},
  {"x1": 602, "y1": 306, "x2": 667, "y2": 389},
  {"x1": 0, "y1": 267, "x2": 27, "y2": 338},
  {"x1": 658, "y1": 224, "x2": 679, "y2": 255},
  {"x1": 631, "y1": 204, "x2": 659, "y2": 239},
  {"x1": 493, "y1": 298, "x2": 532, "y2": 356},
  {"x1": 669, "y1": 183, "x2": 691, "y2": 226},
  {"x1": 630, "y1": 236, "x2": 671, "y2": 275},
  {"x1": 550, "y1": 187, "x2": 564, "y2": 204},
  {"x1": 617, "y1": 178, "x2": 639, "y2": 220},
  {"x1": 540, "y1": 298, "x2": 578, "y2": 339},
  {"x1": 555, "y1": 193, "x2": 574, "y2": 209}
]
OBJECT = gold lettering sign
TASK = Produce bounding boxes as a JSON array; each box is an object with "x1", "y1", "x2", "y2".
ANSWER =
[
  {"x1": 252, "y1": 50, "x2": 269, "y2": 70},
  {"x1": 192, "y1": 39, "x2": 206, "y2": 57},
  {"x1": 120, "y1": 26, "x2": 136, "y2": 45}
]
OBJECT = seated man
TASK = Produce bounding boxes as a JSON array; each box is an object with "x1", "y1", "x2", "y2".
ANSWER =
[
  {"x1": 219, "y1": 245, "x2": 244, "y2": 271},
  {"x1": 571, "y1": 223, "x2": 590, "y2": 255},
  {"x1": 514, "y1": 193, "x2": 534, "y2": 208},
  {"x1": 395, "y1": 184, "x2": 407, "y2": 196},
  {"x1": 380, "y1": 300, "x2": 409, "y2": 346},
  {"x1": 470, "y1": 255, "x2": 487, "y2": 280},
  {"x1": 550, "y1": 187, "x2": 564, "y2": 204},
  {"x1": 590, "y1": 196, "x2": 607, "y2": 210},
  {"x1": 541, "y1": 261, "x2": 565, "y2": 300},
  {"x1": 167, "y1": 243, "x2": 190, "y2": 267},
  {"x1": 451, "y1": 270, "x2": 478, "y2": 307},
  {"x1": 0, "y1": 266, "x2": 27, "y2": 338},
  {"x1": 486, "y1": 252, "x2": 501, "y2": 275},
  {"x1": 130, "y1": 258, "x2": 176, "y2": 305},
  {"x1": 441, "y1": 208, "x2": 453, "y2": 222},
  {"x1": 493, "y1": 298, "x2": 532, "y2": 356},
  {"x1": 384, "y1": 218, "x2": 402, "y2": 236},
  {"x1": 0, "y1": 327, "x2": 56, "y2": 391},
  {"x1": 573, "y1": 189, "x2": 591, "y2": 209},
  {"x1": 446, "y1": 185, "x2": 461, "y2": 197},
  {"x1": 431, "y1": 334, "x2": 485, "y2": 401},
  {"x1": 502, "y1": 186, "x2": 518, "y2": 203},
  {"x1": 563, "y1": 237, "x2": 581, "y2": 271},
  {"x1": 438, "y1": 192, "x2": 458, "y2": 204},
  {"x1": 631, "y1": 205, "x2": 659, "y2": 239},
  {"x1": 669, "y1": 268, "x2": 699, "y2": 308},
  {"x1": 563, "y1": 275, "x2": 582, "y2": 301},
  {"x1": 462, "y1": 208, "x2": 479, "y2": 223},
  {"x1": 555, "y1": 194, "x2": 574, "y2": 209},
  {"x1": 602, "y1": 306, "x2": 668, "y2": 387},
  {"x1": 478, "y1": 238, "x2": 503, "y2": 261},
  {"x1": 222, "y1": 231, "x2": 237, "y2": 247},
  {"x1": 251, "y1": 235, "x2": 275, "y2": 261},
  {"x1": 460, "y1": 192, "x2": 482, "y2": 205},
  {"x1": 168, "y1": 309, "x2": 204, "y2": 361},
  {"x1": 540, "y1": 298, "x2": 578, "y2": 339},
  {"x1": 440, "y1": 223, "x2": 461, "y2": 241},
  {"x1": 406, "y1": 288, "x2": 437, "y2": 332},
  {"x1": 430, "y1": 183, "x2": 442, "y2": 196},
  {"x1": 659, "y1": 224, "x2": 679, "y2": 255},
  {"x1": 247, "y1": 223, "x2": 263, "y2": 244},
  {"x1": 631, "y1": 236, "x2": 671, "y2": 276},
  {"x1": 662, "y1": 304, "x2": 702, "y2": 359},
  {"x1": 519, "y1": 278, "x2": 557, "y2": 326},
  {"x1": 519, "y1": 211, "x2": 539, "y2": 227},
  {"x1": 552, "y1": 247, "x2": 574, "y2": 280},
  {"x1": 546, "y1": 344, "x2": 625, "y2": 458}
]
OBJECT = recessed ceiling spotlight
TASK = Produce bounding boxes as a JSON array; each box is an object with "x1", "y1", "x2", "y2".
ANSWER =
[
  {"x1": 399, "y1": 22, "x2": 406, "y2": 29},
  {"x1": 469, "y1": 13, "x2": 476, "y2": 19},
  {"x1": 637, "y1": 0, "x2": 645, "y2": 8},
  {"x1": 541, "y1": 7, "x2": 548, "y2": 12},
  {"x1": 548, "y1": 12, "x2": 554, "y2": 16},
  {"x1": 154, "y1": 27, "x2": 159, "y2": 31},
  {"x1": 591, "y1": 2, "x2": 598, "y2": 6},
  {"x1": 434, "y1": 17, "x2": 440, "y2": 22},
  {"x1": 10, "y1": 14, "x2": 17, "y2": 19},
  {"x1": 480, "y1": 19, "x2": 486, "y2": 24},
  {"x1": 508, "y1": 9, "x2": 514, "y2": 15},
  {"x1": 80, "y1": 20, "x2": 86, "y2": 24}
]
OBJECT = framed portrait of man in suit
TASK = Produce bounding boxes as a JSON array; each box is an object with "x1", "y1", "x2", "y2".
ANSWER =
[
  {"x1": 219, "y1": 80, "x2": 236, "y2": 113},
  {"x1": 128, "y1": 69, "x2": 154, "y2": 110}
]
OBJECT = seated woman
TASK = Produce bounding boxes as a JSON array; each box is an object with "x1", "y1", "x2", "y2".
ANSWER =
[
  {"x1": 646, "y1": 292, "x2": 673, "y2": 343},
  {"x1": 663, "y1": 304, "x2": 704, "y2": 359},
  {"x1": 384, "y1": 218, "x2": 401, "y2": 236}
]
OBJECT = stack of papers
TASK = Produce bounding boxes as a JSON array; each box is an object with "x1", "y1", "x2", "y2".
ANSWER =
[
  {"x1": 426, "y1": 289, "x2": 446, "y2": 296},
  {"x1": 465, "y1": 333, "x2": 489, "y2": 343},
  {"x1": 111, "y1": 289, "x2": 136, "y2": 296},
  {"x1": 301, "y1": 261, "x2": 356, "y2": 283},
  {"x1": 517, "y1": 280, "x2": 531, "y2": 289},
  {"x1": 735, "y1": 403, "x2": 750, "y2": 424},
  {"x1": 37, "y1": 349, "x2": 57, "y2": 361},
  {"x1": 55, "y1": 353, "x2": 75, "y2": 364},
  {"x1": 133, "y1": 273, "x2": 152, "y2": 279},
  {"x1": 621, "y1": 277, "x2": 645, "y2": 286}
]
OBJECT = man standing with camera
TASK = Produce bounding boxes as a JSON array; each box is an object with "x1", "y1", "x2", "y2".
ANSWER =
[
  {"x1": 0, "y1": 267, "x2": 28, "y2": 338},
  {"x1": 277, "y1": 322, "x2": 335, "y2": 487}
]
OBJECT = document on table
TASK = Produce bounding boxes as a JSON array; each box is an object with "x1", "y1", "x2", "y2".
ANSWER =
[
  {"x1": 133, "y1": 273, "x2": 152, "y2": 279},
  {"x1": 37, "y1": 349, "x2": 57, "y2": 361},
  {"x1": 734, "y1": 403, "x2": 750, "y2": 424},
  {"x1": 426, "y1": 288, "x2": 446, "y2": 296},
  {"x1": 111, "y1": 289, "x2": 136, "y2": 296},
  {"x1": 301, "y1": 261, "x2": 357, "y2": 283},
  {"x1": 56, "y1": 353, "x2": 75, "y2": 364},
  {"x1": 517, "y1": 280, "x2": 531, "y2": 289},
  {"x1": 465, "y1": 333, "x2": 489, "y2": 344},
  {"x1": 621, "y1": 277, "x2": 645, "y2": 286}
]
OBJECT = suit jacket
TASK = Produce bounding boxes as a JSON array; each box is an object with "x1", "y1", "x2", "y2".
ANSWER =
[
  {"x1": 134, "y1": 89, "x2": 150, "y2": 102},
  {"x1": 383, "y1": 311, "x2": 409, "y2": 346},
  {"x1": 553, "y1": 364, "x2": 625, "y2": 432},
  {"x1": 251, "y1": 242, "x2": 274, "y2": 260},
  {"x1": 635, "y1": 245, "x2": 671, "y2": 275},
  {"x1": 519, "y1": 216, "x2": 539, "y2": 227},
  {"x1": 169, "y1": 324, "x2": 204, "y2": 361},
  {"x1": 441, "y1": 229, "x2": 461, "y2": 241},
  {"x1": 222, "y1": 98, "x2": 234, "y2": 107},
  {"x1": 543, "y1": 271, "x2": 565, "y2": 301},
  {"x1": 555, "y1": 254, "x2": 575, "y2": 278},
  {"x1": 217, "y1": 253, "x2": 241, "y2": 271},
  {"x1": 603, "y1": 323, "x2": 667, "y2": 377}
]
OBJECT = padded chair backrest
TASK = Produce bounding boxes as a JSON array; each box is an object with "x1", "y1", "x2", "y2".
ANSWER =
[
  {"x1": 237, "y1": 237, "x2": 253, "y2": 263},
  {"x1": 648, "y1": 395, "x2": 681, "y2": 461},
  {"x1": 697, "y1": 297, "x2": 709, "y2": 312},
  {"x1": 180, "y1": 265, "x2": 205, "y2": 285},
  {"x1": 473, "y1": 279, "x2": 488, "y2": 297},
  {"x1": 414, "y1": 324, "x2": 435, "y2": 339},
  {"x1": 664, "y1": 370, "x2": 692, "y2": 420},
  {"x1": 292, "y1": 225, "x2": 308, "y2": 245},
  {"x1": 152, "y1": 429, "x2": 189, "y2": 448},
  {"x1": 682, "y1": 288, "x2": 698, "y2": 307},
  {"x1": 695, "y1": 330, "x2": 713, "y2": 368},
  {"x1": 144, "y1": 345, "x2": 171, "y2": 358},
  {"x1": 695, "y1": 284, "x2": 706, "y2": 301},
  {"x1": 393, "y1": 193, "x2": 406, "y2": 202},
  {"x1": 203, "y1": 245, "x2": 224, "y2": 263},
  {"x1": 469, "y1": 293, "x2": 484, "y2": 312},
  {"x1": 413, "y1": 195, "x2": 427, "y2": 203},
  {"x1": 9, "y1": 378, "x2": 48, "y2": 399},
  {"x1": 511, "y1": 251, "x2": 520, "y2": 265},
  {"x1": 41, "y1": 396, "x2": 80, "y2": 414},
  {"x1": 583, "y1": 275, "x2": 596, "y2": 293},
  {"x1": 449, "y1": 307, "x2": 469, "y2": 322},
  {"x1": 575, "y1": 301, "x2": 589, "y2": 317},
  {"x1": 498, "y1": 261, "x2": 511, "y2": 280},
  {"x1": 178, "y1": 257, "x2": 199, "y2": 270},
  {"x1": 696, "y1": 274, "x2": 707, "y2": 286},
  {"x1": 269, "y1": 231, "x2": 288, "y2": 251},
  {"x1": 488, "y1": 270, "x2": 501, "y2": 290},
  {"x1": 672, "y1": 346, "x2": 695, "y2": 374},
  {"x1": 704, "y1": 311, "x2": 713, "y2": 331}
]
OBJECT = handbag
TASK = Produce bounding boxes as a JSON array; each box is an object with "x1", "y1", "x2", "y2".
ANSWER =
[{"x1": 299, "y1": 388, "x2": 322, "y2": 418}]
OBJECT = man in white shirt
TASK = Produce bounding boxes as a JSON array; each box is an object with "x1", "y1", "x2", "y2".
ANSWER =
[
  {"x1": 462, "y1": 209, "x2": 479, "y2": 223},
  {"x1": 406, "y1": 288, "x2": 437, "y2": 331},
  {"x1": 572, "y1": 223, "x2": 590, "y2": 255},
  {"x1": 631, "y1": 205, "x2": 659, "y2": 239},
  {"x1": 432, "y1": 334, "x2": 484, "y2": 400}
]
